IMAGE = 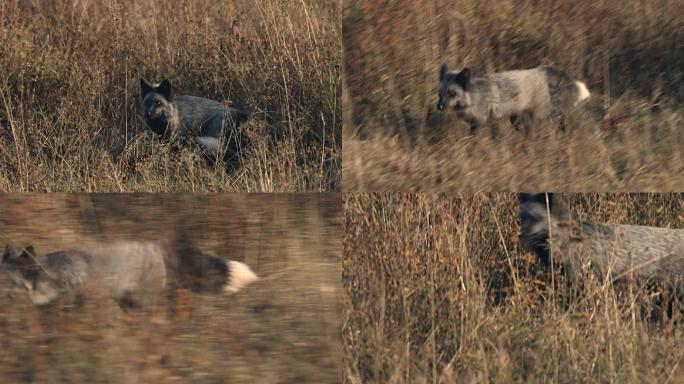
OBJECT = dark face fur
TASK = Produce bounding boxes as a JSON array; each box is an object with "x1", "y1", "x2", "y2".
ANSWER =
[
  {"x1": 140, "y1": 78, "x2": 173, "y2": 121},
  {"x1": 2, "y1": 245, "x2": 72, "y2": 306},
  {"x1": 437, "y1": 64, "x2": 471, "y2": 111},
  {"x1": 2, "y1": 245, "x2": 39, "y2": 291}
]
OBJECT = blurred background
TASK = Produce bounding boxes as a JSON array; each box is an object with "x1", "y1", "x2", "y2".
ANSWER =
[{"x1": 0, "y1": 194, "x2": 341, "y2": 383}]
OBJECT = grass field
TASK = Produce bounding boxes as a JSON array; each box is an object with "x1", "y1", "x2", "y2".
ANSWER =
[
  {"x1": 0, "y1": 194, "x2": 341, "y2": 383},
  {"x1": 0, "y1": 0, "x2": 340, "y2": 192},
  {"x1": 344, "y1": 193, "x2": 684, "y2": 383},
  {"x1": 343, "y1": 0, "x2": 684, "y2": 191}
]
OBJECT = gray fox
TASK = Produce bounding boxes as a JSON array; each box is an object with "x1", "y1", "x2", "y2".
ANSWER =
[
  {"x1": 438, "y1": 65, "x2": 591, "y2": 136},
  {"x1": 1, "y1": 241, "x2": 259, "y2": 308},
  {"x1": 140, "y1": 78, "x2": 249, "y2": 166},
  {"x1": 519, "y1": 193, "x2": 684, "y2": 284}
]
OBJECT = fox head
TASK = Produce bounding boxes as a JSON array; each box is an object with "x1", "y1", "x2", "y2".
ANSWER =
[
  {"x1": 2, "y1": 245, "x2": 38, "y2": 289},
  {"x1": 519, "y1": 193, "x2": 575, "y2": 266},
  {"x1": 437, "y1": 64, "x2": 471, "y2": 111},
  {"x1": 140, "y1": 78, "x2": 174, "y2": 124},
  {"x1": 2, "y1": 245, "x2": 61, "y2": 306}
]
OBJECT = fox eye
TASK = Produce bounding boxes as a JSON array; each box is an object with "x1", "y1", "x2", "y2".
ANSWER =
[
  {"x1": 154, "y1": 100, "x2": 162, "y2": 106},
  {"x1": 447, "y1": 90, "x2": 457, "y2": 98}
]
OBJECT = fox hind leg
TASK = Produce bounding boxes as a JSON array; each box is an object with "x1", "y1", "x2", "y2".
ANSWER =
[
  {"x1": 116, "y1": 291, "x2": 143, "y2": 312},
  {"x1": 510, "y1": 111, "x2": 534, "y2": 137},
  {"x1": 559, "y1": 114, "x2": 567, "y2": 133}
]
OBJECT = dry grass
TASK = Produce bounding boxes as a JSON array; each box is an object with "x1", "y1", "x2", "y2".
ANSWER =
[
  {"x1": 0, "y1": 194, "x2": 341, "y2": 383},
  {"x1": 343, "y1": 0, "x2": 684, "y2": 191},
  {"x1": 344, "y1": 193, "x2": 684, "y2": 383},
  {"x1": 0, "y1": 0, "x2": 340, "y2": 192}
]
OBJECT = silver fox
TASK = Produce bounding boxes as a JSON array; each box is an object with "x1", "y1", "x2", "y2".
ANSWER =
[
  {"x1": 140, "y1": 78, "x2": 249, "y2": 164},
  {"x1": 1, "y1": 241, "x2": 259, "y2": 308},
  {"x1": 438, "y1": 65, "x2": 591, "y2": 135},
  {"x1": 519, "y1": 193, "x2": 684, "y2": 284}
]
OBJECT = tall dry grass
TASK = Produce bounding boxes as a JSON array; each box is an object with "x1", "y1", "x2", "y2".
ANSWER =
[
  {"x1": 0, "y1": 0, "x2": 340, "y2": 192},
  {"x1": 344, "y1": 193, "x2": 684, "y2": 383},
  {"x1": 0, "y1": 194, "x2": 342, "y2": 383},
  {"x1": 343, "y1": 0, "x2": 684, "y2": 191}
]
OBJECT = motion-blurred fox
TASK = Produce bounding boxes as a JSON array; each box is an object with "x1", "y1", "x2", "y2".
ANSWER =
[
  {"x1": 519, "y1": 193, "x2": 684, "y2": 284},
  {"x1": 438, "y1": 65, "x2": 591, "y2": 136},
  {"x1": 140, "y1": 78, "x2": 249, "y2": 166},
  {"x1": 1, "y1": 241, "x2": 259, "y2": 308}
]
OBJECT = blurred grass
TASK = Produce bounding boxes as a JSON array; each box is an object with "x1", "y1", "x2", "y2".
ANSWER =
[
  {"x1": 0, "y1": 194, "x2": 341, "y2": 383},
  {"x1": 343, "y1": 0, "x2": 684, "y2": 191},
  {"x1": 0, "y1": 0, "x2": 340, "y2": 192},
  {"x1": 344, "y1": 193, "x2": 684, "y2": 383}
]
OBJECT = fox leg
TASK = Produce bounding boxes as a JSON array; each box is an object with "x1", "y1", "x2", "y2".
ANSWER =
[
  {"x1": 167, "y1": 288, "x2": 192, "y2": 319},
  {"x1": 490, "y1": 121, "x2": 500, "y2": 140},
  {"x1": 510, "y1": 111, "x2": 534, "y2": 136},
  {"x1": 559, "y1": 114, "x2": 567, "y2": 133},
  {"x1": 115, "y1": 291, "x2": 143, "y2": 312},
  {"x1": 510, "y1": 115, "x2": 522, "y2": 131}
]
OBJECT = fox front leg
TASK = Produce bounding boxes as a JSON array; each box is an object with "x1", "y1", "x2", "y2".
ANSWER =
[
  {"x1": 487, "y1": 121, "x2": 500, "y2": 140},
  {"x1": 466, "y1": 116, "x2": 483, "y2": 136}
]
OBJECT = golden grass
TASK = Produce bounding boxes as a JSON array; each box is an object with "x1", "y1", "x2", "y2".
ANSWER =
[
  {"x1": 0, "y1": 194, "x2": 341, "y2": 382},
  {"x1": 0, "y1": 0, "x2": 340, "y2": 191},
  {"x1": 344, "y1": 193, "x2": 684, "y2": 383},
  {"x1": 343, "y1": 0, "x2": 684, "y2": 191}
]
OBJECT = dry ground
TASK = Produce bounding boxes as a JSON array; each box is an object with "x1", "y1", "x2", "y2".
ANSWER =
[
  {"x1": 0, "y1": 0, "x2": 340, "y2": 192},
  {"x1": 0, "y1": 194, "x2": 342, "y2": 383},
  {"x1": 343, "y1": 0, "x2": 684, "y2": 191},
  {"x1": 344, "y1": 193, "x2": 684, "y2": 383}
]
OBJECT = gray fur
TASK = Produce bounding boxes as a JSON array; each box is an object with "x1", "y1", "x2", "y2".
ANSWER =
[
  {"x1": 140, "y1": 78, "x2": 249, "y2": 163},
  {"x1": 438, "y1": 65, "x2": 590, "y2": 135},
  {"x1": 542, "y1": 66, "x2": 582, "y2": 112},
  {"x1": 519, "y1": 193, "x2": 684, "y2": 284},
  {"x1": 1, "y1": 241, "x2": 258, "y2": 308}
]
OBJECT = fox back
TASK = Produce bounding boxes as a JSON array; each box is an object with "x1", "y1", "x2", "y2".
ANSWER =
[{"x1": 519, "y1": 193, "x2": 684, "y2": 283}]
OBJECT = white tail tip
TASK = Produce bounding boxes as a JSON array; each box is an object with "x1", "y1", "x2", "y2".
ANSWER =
[
  {"x1": 196, "y1": 136, "x2": 221, "y2": 155},
  {"x1": 575, "y1": 81, "x2": 591, "y2": 103},
  {"x1": 224, "y1": 261, "x2": 259, "y2": 294}
]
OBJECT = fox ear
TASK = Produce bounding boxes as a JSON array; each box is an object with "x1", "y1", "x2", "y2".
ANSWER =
[
  {"x1": 519, "y1": 193, "x2": 549, "y2": 205},
  {"x1": 23, "y1": 245, "x2": 35, "y2": 258},
  {"x1": 140, "y1": 78, "x2": 153, "y2": 97},
  {"x1": 3, "y1": 245, "x2": 13, "y2": 262},
  {"x1": 456, "y1": 68, "x2": 470, "y2": 89},
  {"x1": 440, "y1": 63, "x2": 448, "y2": 80},
  {"x1": 158, "y1": 79, "x2": 173, "y2": 101}
]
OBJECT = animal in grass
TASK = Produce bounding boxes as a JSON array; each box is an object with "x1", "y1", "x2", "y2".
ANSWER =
[
  {"x1": 437, "y1": 65, "x2": 591, "y2": 137},
  {"x1": 519, "y1": 193, "x2": 684, "y2": 284},
  {"x1": 1, "y1": 241, "x2": 259, "y2": 309},
  {"x1": 140, "y1": 78, "x2": 249, "y2": 166}
]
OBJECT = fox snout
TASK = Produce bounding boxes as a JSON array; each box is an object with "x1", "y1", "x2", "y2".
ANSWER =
[
  {"x1": 146, "y1": 109, "x2": 160, "y2": 119},
  {"x1": 437, "y1": 97, "x2": 465, "y2": 111}
]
